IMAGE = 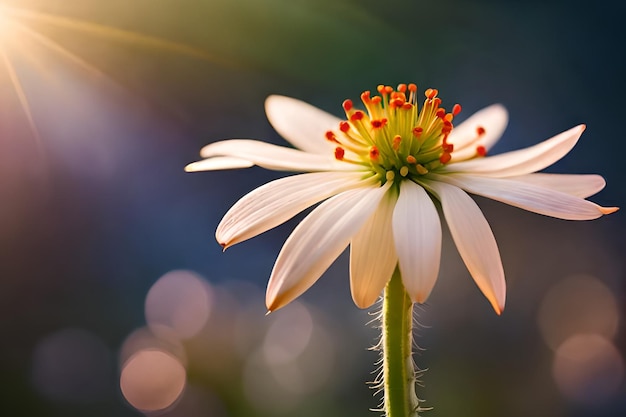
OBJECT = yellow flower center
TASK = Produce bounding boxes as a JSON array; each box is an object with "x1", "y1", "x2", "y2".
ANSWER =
[{"x1": 326, "y1": 84, "x2": 486, "y2": 182}]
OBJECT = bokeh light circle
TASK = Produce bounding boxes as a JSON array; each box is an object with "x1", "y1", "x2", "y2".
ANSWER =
[
  {"x1": 120, "y1": 349, "x2": 186, "y2": 412},
  {"x1": 552, "y1": 333, "x2": 623, "y2": 405},
  {"x1": 538, "y1": 274, "x2": 619, "y2": 350},
  {"x1": 145, "y1": 270, "x2": 213, "y2": 340}
]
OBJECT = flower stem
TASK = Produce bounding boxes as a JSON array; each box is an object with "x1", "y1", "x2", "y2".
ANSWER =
[{"x1": 382, "y1": 267, "x2": 419, "y2": 417}]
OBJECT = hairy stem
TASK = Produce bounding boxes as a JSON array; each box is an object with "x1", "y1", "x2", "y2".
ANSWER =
[{"x1": 382, "y1": 267, "x2": 419, "y2": 417}]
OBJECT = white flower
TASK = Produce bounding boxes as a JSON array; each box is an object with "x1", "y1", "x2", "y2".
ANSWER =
[{"x1": 186, "y1": 84, "x2": 617, "y2": 314}]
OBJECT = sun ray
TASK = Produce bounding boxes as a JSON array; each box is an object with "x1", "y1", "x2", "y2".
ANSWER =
[
  {"x1": 3, "y1": 4, "x2": 237, "y2": 68},
  {"x1": 0, "y1": 46, "x2": 43, "y2": 147}
]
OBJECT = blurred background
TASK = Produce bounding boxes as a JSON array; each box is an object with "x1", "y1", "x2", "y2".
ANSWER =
[{"x1": 1, "y1": 0, "x2": 624, "y2": 416}]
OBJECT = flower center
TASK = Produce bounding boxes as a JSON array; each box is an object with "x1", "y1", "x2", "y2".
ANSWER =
[{"x1": 327, "y1": 84, "x2": 473, "y2": 182}]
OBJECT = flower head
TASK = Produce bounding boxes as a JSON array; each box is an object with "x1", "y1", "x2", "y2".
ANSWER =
[{"x1": 187, "y1": 84, "x2": 617, "y2": 314}]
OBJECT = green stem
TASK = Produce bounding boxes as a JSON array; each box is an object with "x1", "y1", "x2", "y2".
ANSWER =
[{"x1": 382, "y1": 267, "x2": 419, "y2": 417}]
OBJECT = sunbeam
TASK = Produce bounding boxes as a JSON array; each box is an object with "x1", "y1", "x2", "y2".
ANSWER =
[{"x1": 0, "y1": 2, "x2": 232, "y2": 146}]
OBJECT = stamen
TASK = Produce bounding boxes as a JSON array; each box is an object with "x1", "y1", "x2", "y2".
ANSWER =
[
  {"x1": 335, "y1": 147, "x2": 345, "y2": 160},
  {"x1": 339, "y1": 121, "x2": 351, "y2": 133},
  {"x1": 416, "y1": 164, "x2": 429, "y2": 175},
  {"x1": 386, "y1": 171, "x2": 395, "y2": 182},
  {"x1": 371, "y1": 119, "x2": 388, "y2": 129},
  {"x1": 350, "y1": 111, "x2": 365, "y2": 122},
  {"x1": 343, "y1": 99, "x2": 353, "y2": 112},
  {"x1": 477, "y1": 126, "x2": 486, "y2": 136},
  {"x1": 452, "y1": 104, "x2": 462, "y2": 116},
  {"x1": 400, "y1": 166, "x2": 409, "y2": 177},
  {"x1": 325, "y1": 131, "x2": 339, "y2": 143},
  {"x1": 439, "y1": 152, "x2": 452, "y2": 164},
  {"x1": 412, "y1": 127, "x2": 423, "y2": 138},
  {"x1": 392, "y1": 135, "x2": 402, "y2": 150},
  {"x1": 425, "y1": 88, "x2": 438, "y2": 99},
  {"x1": 476, "y1": 145, "x2": 487, "y2": 157},
  {"x1": 369, "y1": 146, "x2": 380, "y2": 161},
  {"x1": 406, "y1": 155, "x2": 417, "y2": 164}
]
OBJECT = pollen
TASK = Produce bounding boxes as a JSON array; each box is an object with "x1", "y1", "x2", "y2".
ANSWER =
[{"x1": 328, "y1": 83, "x2": 463, "y2": 181}]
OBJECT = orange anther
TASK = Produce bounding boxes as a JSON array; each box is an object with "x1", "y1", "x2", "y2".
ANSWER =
[
  {"x1": 397, "y1": 84, "x2": 407, "y2": 92},
  {"x1": 369, "y1": 146, "x2": 380, "y2": 161},
  {"x1": 408, "y1": 83, "x2": 417, "y2": 92},
  {"x1": 339, "y1": 121, "x2": 350, "y2": 132},
  {"x1": 392, "y1": 135, "x2": 402, "y2": 150},
  {"x1": 371, "y1": 96, "x2": 382, "y2": 104},
  {"x1": 350, "y1": 111, "x2": 364, "y2": 121},
  {"x1": 391, "y1": 98, "x2": 404, "y2": 108},
  {"x1": 439, "y1": 152, "x2": 452, "y2": 164},
  {"x1": 402, "y1": 103, "x2": 413, "y2": 110},
  {"x1": 477, "y1": 126, "x2": 486, "y2": 136},
  {"x1": 361, "y1": 91, "x2": 371, "y2": 103},
  {"x1": 406, "y1": 155, "x2": 417, "y2": 164},
  {"x1": 444, "y1": 113, "x2": 454, "y2": 122},
  {"x1": 476, "y1": 145, "x2": 487, "y2": 156},
  {"x1": 433, "y1": 98, "x2": 442, "y2": 107},
  {"x1": 412, "y1": 127, "x2": 423, "y2": 137},
  {"x1": 377, "y1": 85, "x2": 386, "y2": 94},
  {"x1": 384, "y1": 86, "x2": 394, "y2": 94},
  {"x1": 335, "y1": 147, "x2": 345, "y2": 160},
  {"x1": 425, "y1": 88, "x2": 438, "y2": 99},
  {"x1": 453, "y1": 104, "x2": 462, "y2": 115}
]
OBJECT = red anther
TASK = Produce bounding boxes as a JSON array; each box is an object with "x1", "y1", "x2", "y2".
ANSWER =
[
  {"x1": 433, "y1": 98, "x2": 442, "y2": 107},
  {"x1": 335, "y1": 147, "x2": 345, "y2": 160},
  {"x1": 325, "y1": 131, "x2": 338, "y2": 142},
  {"x1": 371, "y1": 96, "x2": 382, "y2": 104},
  {"x1": 339, "y1": 121, "x2": 350, "y2": 132},
  {"x1": 392, "y1": 135, "x2": 402, "y2": 150},
  {"x1": 441, "y1": 126, "x2": 452, "y2": 134},
  {"x1": 369, "y1": 146, "x2": 380, "y2": 161},
  {"x1": 350, "y1": 111, "x2": 364, "y2": 121},
  {"x1": 476, "y1": 145, "x2": 487, "y2": 156},
  {"x1": 402, "y1": 103, "x2": 413, "y2": 110},
  {"x1": 412, "y1": 126, "x2": 423, "y2": 137},
  {"x1": 406, "y1": 155, "x2": 417, "y2": 164},
  {"x1": 371, "y1": 118, "x2": 388, "y2": 129},
  {"x1": 436, "y1": 108, "x2": 446, "y2": 118},
  {"x1": 408, "y1": 83, "x2": 417, "y2": 92},
  {"x1": 453, "y1": 104, "x2": 462, "y2": 116},
  {"x1": 425, "y1": 88, "x2": 438, "y2": 99},
  {"x1": 397, "y1": 84, "x2": 407, "y2": 92},
  {"x1": 439, "y1": 152, "x2": 452, "y2": 164},
  {"x1": 476, "y1": 126, "x2": 486, "y2": 136},
  {"x1": 443, "y1": 143, "x2": 454, "y2": 152},
  {"x1": 391, "y1": 98, "x2": 404, "y2": 108},
  {"x1": 342, "y1": 99, "x2": 353, "y2": 112},
  {"x1": 361, "y1": 91, "x2": 371, "y2": 103}
]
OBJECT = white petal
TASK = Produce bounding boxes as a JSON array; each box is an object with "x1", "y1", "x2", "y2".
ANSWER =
[
  {"x1": 199, "y1": 139, "x2": 353, "y2": 172},
  {"x1": 448, "y1": 104, "x2": 509, "y2": 162},
  {"x1": 349, "y1": 189, "x2": 398, "y2": 308},
  {"x1": 217, "y1": 171, "x2": 377, "y2": 248},
  {"x1": 265, "y1": 95, "x2": 340, "y2": 154},
  {"x1": 392, "y1": 181, "x2": 442, "y2": 304},
  {"x1": 443, "y1": 125, "x2": 585, "y2": 177},
  {"x1": 185, "y1": 156, "x2": 253, "y2": 172},
  {"x1": 424, "y1": 180, "x2": 505, "y2": 314},
  {"x1": 509, "y1": 173, "x2": 606, "y2": 198},
  {"x1": 429, "y1": 173, "x2": 617, "y2": 220},
  {"x1": 266, "y1": 183, "x2": 391, "y2": 312}
]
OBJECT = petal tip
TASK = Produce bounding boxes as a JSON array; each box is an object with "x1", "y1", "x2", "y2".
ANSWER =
[{"x1": 601, "y1": 206, "x2": 619, "y2": 215}]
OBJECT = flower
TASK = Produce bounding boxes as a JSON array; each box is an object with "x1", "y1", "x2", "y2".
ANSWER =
[{"x1": 186, "y1": 84, "x2": 617, "y2": 314}]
